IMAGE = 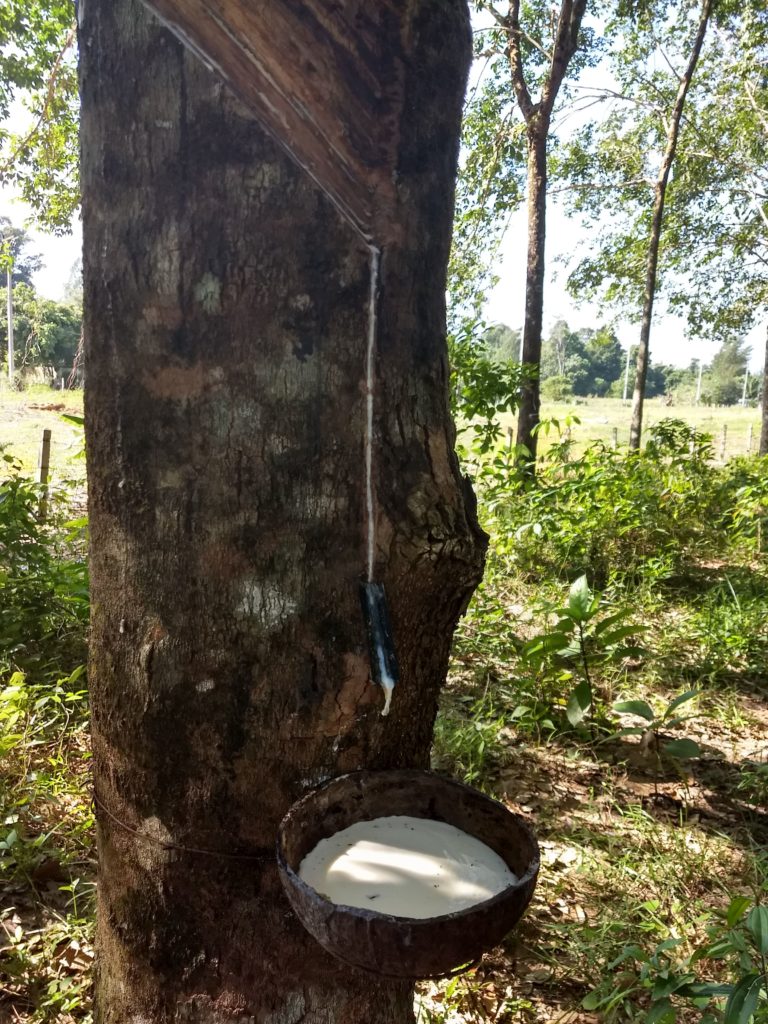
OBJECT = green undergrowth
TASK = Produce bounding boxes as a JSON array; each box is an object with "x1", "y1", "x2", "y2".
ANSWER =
[
  {"x1": 3, "y1": 411, "x2": 768, "y2": 1022},
  {"x1": 428, "y1": 421, "x2": 768, "y2": 1023},
  {"x1": 0, "y1": 453, "x2": 92, "y2": 1023}
]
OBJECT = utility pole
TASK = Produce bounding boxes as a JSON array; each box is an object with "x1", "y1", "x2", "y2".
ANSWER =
[
  {"x1": 741, "y1": 368, "x2": 749, "y2": 406},
  {"x1": 695, "y1": 359, "x2": 703, "y2": 404},
  {"x1": 623, "y1": 345, "x2": 632, "y2": 403},
  {"x1": 6, "y1": 262, "x2": 14, "y2": 383}
]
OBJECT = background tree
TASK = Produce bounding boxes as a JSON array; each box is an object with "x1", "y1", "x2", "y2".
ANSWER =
[
  {"x1": 81, "y1": 0, "x2": 485, "y2": 1020},
  {"x1": 0, "y1": 281, "x2": 81, "y2": 370},
  {"x1": 477, "y1": 0, "x2": 591, "y2": 464},
  {"x1": 483, "y1": 322, "x2": 521, "y2": 363},
  {"x1": 539, "y1": 320, "x2": 625, "y2": 396},
  {"x1": 0, "y1": 1, "x2": 78, "y2": 231},
  {"x1": 707, "y1": 338, "x2": 751, "y2": 405},
  {"x1": 542, "y1": 318, "x2": 576, "y2": 378},
  {"x1": 656, "y1": 6, "x2": 768, "y2": 443},
  {"x1": 582, "y1": 327, "x2": 624, "y2": 394},
  {"x1": 625, "y1": 0, "x2": 713, "y2": 448},
  {"x1": 63, "y1": 255, "x2": 82, "y2": 304},
  {"x1": 0, "y1": 217, "x2": 43, "y2": 286},
  {"x1": 448, "y1": 74, "x2": 526, "y2": 329},
  {"x1": 562, "y1": 0, "x2": 716, "y2": 446}
]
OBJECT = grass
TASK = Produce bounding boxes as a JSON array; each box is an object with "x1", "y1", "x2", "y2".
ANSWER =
[
  {"x1": 1, "y1": 391, "x2": 760, "y2": 487},
  {"x1": 422, "y1": 436, "x2": 768, "y2": 1022},
  {"x1": 0, "y1": 384, "x2": 85, "y2": 483},
  {"x1": 503, "y1": 397, "x2": 762, "y2": 461},
  {"x1": 2, "y1": 386, "x2": 768, "y2": 1022}
]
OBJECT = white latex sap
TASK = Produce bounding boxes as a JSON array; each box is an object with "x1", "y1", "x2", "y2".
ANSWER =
[{"x1": 298, "y1": 814, "x2": 517, "y2": 919}]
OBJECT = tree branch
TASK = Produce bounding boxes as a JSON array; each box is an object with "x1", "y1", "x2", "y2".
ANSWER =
[
  {"x1": 745, "y1": 80, "x2": 768, "y2": 137},
  {"x1": 505, "y1": 0, "x2": 536, "y2": 123},
  {"x1": 0, "y1": 25, "x2": 76, "y2": 178},
  {"x1": 549, "y1": 177, "x2": 653, "y2": 196},
  {"x1": 573, "y1": 85, "x2": 664, "y2": 117},
  {"x1": 542, "y1": 0, "x2": 589, "y2": 115}
]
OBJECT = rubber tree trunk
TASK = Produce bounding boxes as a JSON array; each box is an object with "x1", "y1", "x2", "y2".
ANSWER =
[
  {"x1": 79, "y1": 2, "x2": 485, "y2": 1022},
  {"x1": 516, "y1": 121, "x2": 547, "y2": 464},
  {"x1": 760, "y1": 324, "x2": 768, "y2": 457}
]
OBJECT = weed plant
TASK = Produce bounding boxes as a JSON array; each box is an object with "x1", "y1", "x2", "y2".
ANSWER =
[
  {"x1": 4, "y1": 388, "x2": 768, "y2": 1023},
  {"x1": 0, "y1": 452, "x2": 91, "y2": 1022},
  {"x1": 428, "y1": 413, "x2": 768, "y2": 1023}
]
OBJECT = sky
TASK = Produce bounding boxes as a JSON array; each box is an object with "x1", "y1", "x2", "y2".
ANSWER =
[
  {"x1": 483, "y1": 201, "x2": 766, "y2": 373},
  {"x1": 0, "y1": 29, "x2": 764, "y2": 374},
  {"x1": 0, "y1": 189, "x2": 81, "y2": 298},
  {"x1": 5, "y1": 189, "x2": 761, "y2": 373},
  {"x1": 468, "y1": 7, "x2": 766, "y2": 374}
]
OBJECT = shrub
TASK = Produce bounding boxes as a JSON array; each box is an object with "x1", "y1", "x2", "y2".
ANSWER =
[
  {"x1": 0, "y1": 453, "x2": 88, "y2": 684},
  {"x1": 480, "y1": 420, "x2": 740, "y2": 587}
]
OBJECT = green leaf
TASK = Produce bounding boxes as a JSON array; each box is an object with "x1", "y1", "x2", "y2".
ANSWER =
[
  {"x1": 567, "y1": 575, "x2": 595, "y2": 623},
  {"x1": 677, "y1": 982, "x2": 734, "y2": 998},
  {"x1": 593, "y1": 611, "x2": 632, "y2": 636},
  {"x1": 723, "y1": 973, "x2": 763, "y2": 1024},
  {"x1": 666, "y1": 689, "x2": 699, "y2": 715},
  {"x1": 522, "y1": 632, "x2": 571, "y2": 659},
  {"x1": 619, "y1": 646, "x2": 647, "y2": 659},
  {"x1": 63, "y1": 516, "x2": 88, "y2": 529},
  {"x1": 607, "y1": 944, "x2": 647, "y2": 969},
  {"x1": 645, "y1": 996, "x2": 674, "y2": 1023},
  {"x1": 663, "y1": 738, "x2": 701, "y2": 759},
  {"x1": 614, "y1": 699, "x2": 655, "y2": 722},
  {"x1": 566, "y1": 679, "x2": 592, "y2": 726},
  {"x1": 746, "y1": 906, "x2": 768, "y2": 955},
  {"x1": 600, "y1": 625, "x2": 644, "y2": 646},
  {"x1": 581, "y1": 991, "x2": 602, "y2": 1011},
  {"x1": 651, "y1": 972, "x2": 681, "y2": 1000},
  {"x1": 727, "y1": 898, "x2": 753, "y2": 928}
]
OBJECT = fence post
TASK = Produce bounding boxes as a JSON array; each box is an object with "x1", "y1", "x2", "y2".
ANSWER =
[
  {"x1": 611, "y1": 426, "x2": 618, "y2": 449},
  {"x1": 506, "y1": 425, "x2": 514, "y2": 451},
  {"x1": 719, "y1": 424, "x2": 728, "y2": 462},
  {"x1": 747, "y1": 423, "x2": 754, "y2": 454},
  {"x1": 38, "y1": 428, "x2": 51, "y2": 518}
]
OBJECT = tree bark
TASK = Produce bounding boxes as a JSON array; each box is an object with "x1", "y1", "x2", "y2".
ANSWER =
[
  {"x1": 498, "y1": 0, "x2": 588, "y2": 468},
  {"x1": 79, "y1": 2, "x2": 485, "y2": 1022},
  {"x1": 628, "y1": 0, "x2": 713, "y2": 450},
  {"x1": 516, "y1": 121, "x2": 547, "y2": 460},
  {"x1": 760, "y1": 324, "x2": 768, "y2": 456}
]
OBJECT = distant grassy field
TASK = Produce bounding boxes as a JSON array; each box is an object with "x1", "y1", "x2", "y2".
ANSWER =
[
  {"x1": 0, "y1": 388, "x2": 762, "y2": 486},
  {"x1": 0, "y1": 383, "x2": 85, "y2": 482},
  {"x1": 503, "y1": 396, "x2": 761, "y2": 460}
]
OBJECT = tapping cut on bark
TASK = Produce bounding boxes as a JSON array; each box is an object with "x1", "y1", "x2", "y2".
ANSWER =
[{"x1": 140, "y1": 0, "x2": 423, "y2": 246}]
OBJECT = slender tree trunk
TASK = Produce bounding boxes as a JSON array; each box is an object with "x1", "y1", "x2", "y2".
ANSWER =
[
  {"x1": 516, "y1": 122, "x2": 547, "y2": 462},
  {"x1": 500, "y1": 0, "x2": 588, "y2": 471},
  {"x1": 760, "y1": 324, "x2": 768, "y2": 456},
  {"x1": 6, "y1": 264, "x2": 13, "y2": 382},
  {"x1": 629, "y1": 0, "x2": 714, "y2": 449},
  {"x1": 80, "y1": 2, "x2": 485, "y2": 1022}
]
